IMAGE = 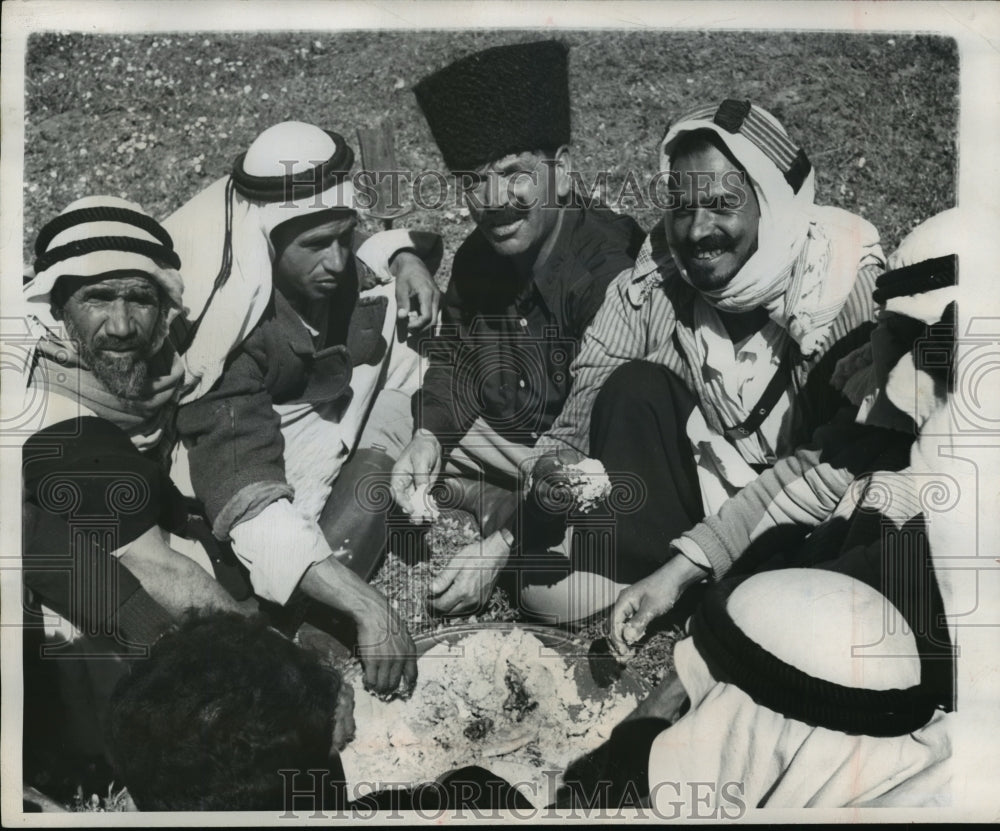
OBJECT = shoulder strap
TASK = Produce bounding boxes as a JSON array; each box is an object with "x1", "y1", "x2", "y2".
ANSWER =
[{"x1": 723, "y1": 337, "x2": 796, "y2": 442}]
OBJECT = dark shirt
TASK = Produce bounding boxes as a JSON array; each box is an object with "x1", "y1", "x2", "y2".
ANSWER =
[
  {"x1": 413, "y1": 203, "x2": 644, "y2": 450},
  {"x1": 22, "y1": 417, "x2": 179, "y2": 646}
]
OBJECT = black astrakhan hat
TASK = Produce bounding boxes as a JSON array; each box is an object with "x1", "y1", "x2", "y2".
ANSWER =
[{"x1": 413, "y1": 40, "x2": 571, "y2": 172}]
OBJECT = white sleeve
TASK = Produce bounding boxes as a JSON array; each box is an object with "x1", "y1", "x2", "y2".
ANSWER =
[
  {"x1": 355, "y1": 229, "x2": 424, "y2": 283},
  {"x1": 228, "y1": 499, "x2": 331, "y2": 605},
  {"x1": 670, "y1": 537, "x2": 713, "y2": 572}
]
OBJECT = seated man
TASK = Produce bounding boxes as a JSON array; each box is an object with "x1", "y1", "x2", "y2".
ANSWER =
[
  {"x1": 107, "y1": 611, "x2": 532, "y2": 813},
  {"x1": 171, "y1": 122, "x2": 443, "y2": 696},
  {"x1": 566, "y1": 334, "x2": 962, "y2": 811},
  {"x1": 22, "y1": 195, "x2": 245, "y2": 645},
  {"x1": 525, "y1": 100, "x2": 886, "y2": 622},
  {"x1": 610, "y1": 210, "x2": 960, "y2": 701},
  {"x1": 21, "y1": 196, "x2": 246, "y2": 787},
  {"x1": 391, "y1": 40, "x2": 644, "y2": 615},
  {"x1": 640, "y1": 569, "x2": 951, "y2": 810},
  {"x1": 562, "y1": 302, "x2": 965, "y2": 809},
  {"x1": 106, "y1": 611, "x2": 356, "y2": 811}
]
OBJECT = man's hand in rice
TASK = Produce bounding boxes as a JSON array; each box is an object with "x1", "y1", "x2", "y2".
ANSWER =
[
  {"x1": 427, "y1": 531, "x2": 511, "y2": 615},
  {"x1": 609, "y1": 552, "x2": 708, "y2": 660},
  {"x1": 356, "y1": 603, "x2": 419, "y2": 698}
]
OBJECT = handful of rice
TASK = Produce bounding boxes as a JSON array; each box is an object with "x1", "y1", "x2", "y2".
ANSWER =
[
  {"x1": 404, "y1": 483, "x2": 440, "y2": 524},
  {"x1": 560, "y1": 457, "x2": 612, "y2": 513}
]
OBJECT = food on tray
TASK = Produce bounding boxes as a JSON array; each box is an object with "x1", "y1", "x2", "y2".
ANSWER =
[{"x1": 340, "y1": 627, "x2": 638, "y2": 808}]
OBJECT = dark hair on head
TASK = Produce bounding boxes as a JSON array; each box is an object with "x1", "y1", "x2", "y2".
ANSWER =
[
  {"x1": 269, "y1": 208, "x2": 356, "y2": 260},
  {"x1": 669, "y1": 128, "x2": 747, "y2": 175},
  {"x1": 106, "y1": 611, "x2": 342, "y2": 811}
]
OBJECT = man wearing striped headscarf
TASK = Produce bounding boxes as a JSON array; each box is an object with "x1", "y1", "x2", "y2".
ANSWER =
[
  {"x1": 20, "y1": 197, "x2": 249, "y2": 783},
  {"x1": 523, "y1": 100, "x2": 885, "y2": 622},
  {"x1": 22, "y1": 196, "x2": 245, "y2": 644}
]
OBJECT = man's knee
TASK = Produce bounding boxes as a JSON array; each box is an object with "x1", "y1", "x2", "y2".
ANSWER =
[{"x1": 594, "y1": 361, "x2": 681, "y2": 416}]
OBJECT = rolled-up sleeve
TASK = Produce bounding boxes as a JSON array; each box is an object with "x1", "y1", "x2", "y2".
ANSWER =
[
  {"x1": 176, "y1": 345, "x2": 292, "y2": 538},
  {"x1": 228, "y1": 500, "x2": 332, "y2": 605}
]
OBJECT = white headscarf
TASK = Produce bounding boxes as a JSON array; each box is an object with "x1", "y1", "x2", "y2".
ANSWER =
[
  {"x1": 648, "y1": 570, "x2": 953, "y2": 810},
  {"x1": 23, "y1": 195, "x2": 187, "y2": 450},
  {"x1": 163, "y1": 121, "x2": 356, "y2": 403},
  {"x1": 659, "y1": 101, "x2": 881, "y2": 356},
  {"x1": 24, "y1": 195, "x2": 186, "y2": 339},
  {"x1": 850, "y1": 209, "x2": 960, "y2": 430},
  {"x1": 660, "y1": 102, "x2": 816, "y2": 314}
]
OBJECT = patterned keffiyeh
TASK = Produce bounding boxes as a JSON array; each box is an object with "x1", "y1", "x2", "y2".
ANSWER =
[
  {"x1": 622, "y1": 102, "x2": 883, "y2": 473},
  {"x1": 28, "y1": 332, "x2": 185, "y2": 456},
  {"x1": 631, "y1": 101, "x2": 883, "y2": 358}
]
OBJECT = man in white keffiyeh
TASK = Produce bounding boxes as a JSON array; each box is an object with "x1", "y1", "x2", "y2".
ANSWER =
[
  {"x1": 523, "y1": 100, "x2": 885, "y2": 622},
  {"x1": 610, "y1": 210, "x2": 960, "y2": 661},
  {"x1": 166, "y1": 122, "x2": 445, "y2": 696},
  {"x1": 557, "y1": 212, "x2": 975, "y2": 815}
]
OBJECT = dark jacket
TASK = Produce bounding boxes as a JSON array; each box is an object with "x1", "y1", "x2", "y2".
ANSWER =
[
  {"x1": 177, "y1": 228, "x2": 443, "y2": 540},
  {"x1": 175, "y1": 264, "x2": 391, "y2": 537},
  {"x1": 413, "y1": 203, "x2": 644, "y2": 449}
]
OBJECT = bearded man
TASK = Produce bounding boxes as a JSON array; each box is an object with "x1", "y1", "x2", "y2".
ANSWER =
[
  {"x1": 22, "y1": 196, "x2": 242, "y2": 647},
  {"x1": 20, "y1": 197, "x2": 248, "y2": 789}
]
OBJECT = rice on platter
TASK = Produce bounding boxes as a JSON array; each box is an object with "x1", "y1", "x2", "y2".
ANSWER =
[{"x1": 341, "y1": 627, "x2": 639, "y2": 808}]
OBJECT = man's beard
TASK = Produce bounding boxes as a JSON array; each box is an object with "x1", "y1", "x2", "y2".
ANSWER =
[{"x1": 63, "y1": 317, "x2": 161, "y2": 400}]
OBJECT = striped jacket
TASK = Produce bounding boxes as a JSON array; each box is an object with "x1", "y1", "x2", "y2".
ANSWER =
[
  {"x1": 538, "y1": 217, "x2": 884, "y2": 460},
  {"x1": 537, "y1": 214, "x2": 885, "y2": 575}
]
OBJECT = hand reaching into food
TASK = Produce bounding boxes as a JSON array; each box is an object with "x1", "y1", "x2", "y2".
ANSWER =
[
  {"x1": 427, "y1": 530, "x2": 511, "y2": 615},
  {"x1": 609, "y1": 553, "x2": 709, "y2": 661}
]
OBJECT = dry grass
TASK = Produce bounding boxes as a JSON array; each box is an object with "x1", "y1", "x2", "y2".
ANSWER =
[{"x1": 25, "y1": 31, "x2": 957, "y2": 278}]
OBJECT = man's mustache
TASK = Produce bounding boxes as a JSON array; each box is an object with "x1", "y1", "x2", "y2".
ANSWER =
[
  {"x1": 92, "y1": 336, "x2": 147, "y2": 355},
  {"x1": 475, "y1": 206, "x2": 529, "y2": 229},
  {"x1": 685, "y1": 236, "x2": 732, "y2": 254}
]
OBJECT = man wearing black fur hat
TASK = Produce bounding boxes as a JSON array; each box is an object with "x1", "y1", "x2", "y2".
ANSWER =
[{"x1": 391, "y1": 40, "x2": 644, "y2": 615}]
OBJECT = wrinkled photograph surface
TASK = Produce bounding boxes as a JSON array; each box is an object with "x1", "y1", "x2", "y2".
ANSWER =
[{"x1": 2, "y1": 1, "x2": 999, "y2": 825}]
